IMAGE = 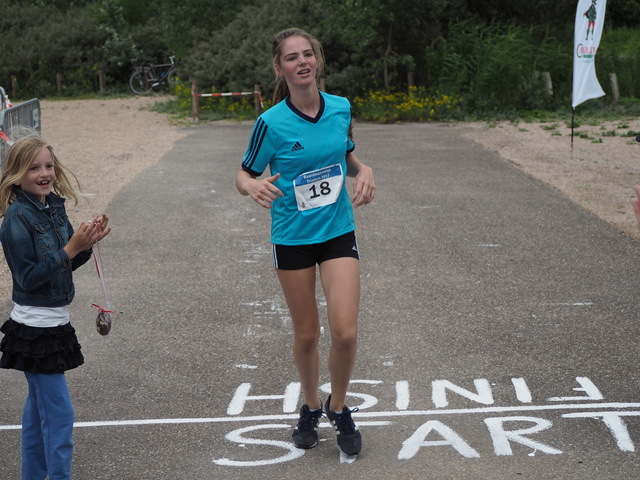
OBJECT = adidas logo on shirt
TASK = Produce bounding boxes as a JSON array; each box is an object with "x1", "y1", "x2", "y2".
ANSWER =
[{"x1": 291, "y1": 141, "x2": 304, "y2": 152}]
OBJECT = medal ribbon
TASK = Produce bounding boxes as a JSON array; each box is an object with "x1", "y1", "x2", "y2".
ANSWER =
[{"x1": 91, "y1": 230, "x2": 114, "y2": 315}]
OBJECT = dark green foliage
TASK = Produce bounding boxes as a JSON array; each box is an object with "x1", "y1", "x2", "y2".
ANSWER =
[
  {"x1": 426, "y1": 22, "x2": 570, "y2": 113},
  {"x1": 184, "y1": 0, "x2": 328, "y2": 100},
  {"x1": 0, "y1": 2, "x2": 109, "y2": 96},
  {"x1": 0, "y1": 0, "x2": 638, "y2": 118},
  {"x1": 596, "y1": 28, "x2": 640, "y2": 99}
]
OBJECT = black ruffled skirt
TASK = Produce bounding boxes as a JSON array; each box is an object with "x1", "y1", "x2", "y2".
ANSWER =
[{"x1": 0, "y1": 319, "x2": 84, "y2": 374}]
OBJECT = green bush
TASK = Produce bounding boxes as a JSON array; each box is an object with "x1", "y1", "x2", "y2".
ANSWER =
[
  {"x1": 426, "y1": 21, "x2": 569, "y2": 114},
  {"x1": 597, "y1": 27, "x2": 640, "y2": 99}
]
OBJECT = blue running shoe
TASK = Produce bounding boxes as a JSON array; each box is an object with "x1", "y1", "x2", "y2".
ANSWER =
[
  {"x1": 292, "y1": 404, "x2": 323, "y2": 449},
  {"x1": 325, "y1": 395, "x2": 362, "y2": 455}
]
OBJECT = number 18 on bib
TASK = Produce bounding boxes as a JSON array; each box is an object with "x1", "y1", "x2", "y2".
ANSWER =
[{"x1": 293, "y1": 164, "x2": 343, "y2": 211}]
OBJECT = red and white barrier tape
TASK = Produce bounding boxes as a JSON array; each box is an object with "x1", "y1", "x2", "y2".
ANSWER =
[
  {"x1": 195, "y1": 91, "x2": 255, "y2": 97},
  {"x1": 194, "y1": 90, "x2": 263, "y2": 108}
]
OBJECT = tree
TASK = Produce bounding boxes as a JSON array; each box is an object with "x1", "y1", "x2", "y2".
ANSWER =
[
  {"x1": 183, "y1": 0, "x2": 327, "y2": 97},
  {"x1": 0, "y1": 1, "x2": 109, "y2": 96},
  {"x1": 158, "y1": 0, "x2": 252, "y2": 57},
  {"x1": 323, "y1": 0, "x2": 457, "y2": 93}
]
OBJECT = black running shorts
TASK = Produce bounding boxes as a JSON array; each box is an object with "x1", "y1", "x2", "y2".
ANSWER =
[{"x1": 272, "y1": 231, "x2": 359, "y2": 270}]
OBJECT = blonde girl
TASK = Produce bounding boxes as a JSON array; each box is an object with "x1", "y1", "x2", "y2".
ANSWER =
[{"x1": 0, "y1": 132, "x2": 111, "y2": 479}]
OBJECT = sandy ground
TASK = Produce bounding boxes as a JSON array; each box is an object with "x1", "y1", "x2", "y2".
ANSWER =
[
  {"x1": 453, "y1": 118, "x2": 640, "y2": 240},
  {"x1": 0, "y1": 96, "x2": 186, "y2": 301},
  {"x1": 0, "y1": 97, "x2": 638, "y2": 302}
]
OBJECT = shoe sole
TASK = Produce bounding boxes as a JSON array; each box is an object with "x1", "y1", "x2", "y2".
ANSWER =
[{"x1": 293, "y1": 440, "x2": 318, "y2": 449}]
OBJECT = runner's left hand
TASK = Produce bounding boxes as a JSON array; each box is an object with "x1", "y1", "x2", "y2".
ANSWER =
[{"x1": 351, "y1": 164, "x2": 376, "y2": 208}]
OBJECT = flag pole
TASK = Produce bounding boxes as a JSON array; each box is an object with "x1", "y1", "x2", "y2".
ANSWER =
[{"x1": 571, "y1": 108, "x2": 575, "y2": 158}]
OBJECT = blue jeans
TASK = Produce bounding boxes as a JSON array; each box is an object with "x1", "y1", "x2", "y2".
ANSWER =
[{"x1": 22, "y1": 372, "x2": 74, "y2": 480}]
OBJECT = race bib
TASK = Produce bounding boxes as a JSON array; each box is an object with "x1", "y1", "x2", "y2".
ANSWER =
[{"x1": 293, "y1": 164, "x2": 343, "y2": 211}]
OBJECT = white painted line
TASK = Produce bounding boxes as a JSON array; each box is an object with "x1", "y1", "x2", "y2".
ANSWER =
[
  {"x1": 2, "y1": 402, "x2": 638, "y2": 431},
  {"x1": 543, "y1": 302, "x2": 594, "y2": 306},
  {"x1": 355, "y1": 402, "x2": 640, "y2": 417},
  {"x1": 0, "y1": 419, "x2": 391, "y2": 431}
]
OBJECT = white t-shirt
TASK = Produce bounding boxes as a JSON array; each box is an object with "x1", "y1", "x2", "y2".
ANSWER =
[{"x1": 11, "y1": 303, "x2": 70, "y2": 327}]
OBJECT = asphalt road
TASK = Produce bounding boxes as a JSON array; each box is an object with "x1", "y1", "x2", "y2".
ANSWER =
[{"x1": 1, "y1": 122, "x2": 639, "y2": 479}]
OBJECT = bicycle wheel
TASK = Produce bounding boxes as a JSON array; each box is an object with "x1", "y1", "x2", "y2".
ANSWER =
[
  {"x1": 167, "y1": 67, "x2": 177, "y2": 83},
  {"x1": 129, "y1": 69, "x2": 153, "y2": 95}
]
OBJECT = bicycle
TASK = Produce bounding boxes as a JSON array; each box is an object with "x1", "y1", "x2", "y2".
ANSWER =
[{"x1": 129, "y1": 56, "x2": 177, "y2": 95}]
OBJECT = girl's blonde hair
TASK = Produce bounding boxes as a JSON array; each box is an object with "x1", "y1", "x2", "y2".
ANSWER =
[
  {"x1": 0, "y1": 132, "x2": 84, "y2": 217},
  {"x1": 272, "y1": 28, "x2": 325, "y2": 105}
]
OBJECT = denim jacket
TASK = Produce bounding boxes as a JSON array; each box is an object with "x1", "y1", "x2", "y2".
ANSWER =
[{"x1": 0, "y1": 188, "x2": 92, "y2": 307}]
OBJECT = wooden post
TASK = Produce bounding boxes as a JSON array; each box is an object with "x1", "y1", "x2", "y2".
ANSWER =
[
  {"x1": 56, "y1": 73, "x2": 63, "y2": 96},
  {"x1": 191, "y1": 80, "x2": 200, "y2": 123},
  {"x1": 254, "y1": 84, "x2": 262, "y2": 117},
  {"x1": 11, "y1": 75, "x2": 17, "y2": 97},
  {"x1": 609, "y1": 73, "x2": 619, "y2": 105},
  {"x1": 319, "y1": 78, "x2": 326, "y2": 92},
  {"x1": 542, "y1": 72, "x2": 553, "y2": 98},
  {"x1": 408, "y1": 72, "x2": 415, "y2": 89},
  {"x1": 98, "y1": 70, "x2": 106, "y2": 93}
]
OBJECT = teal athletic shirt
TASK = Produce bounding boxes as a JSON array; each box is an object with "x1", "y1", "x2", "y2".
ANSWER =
[{"x1": 242, "y1": 92, "x2": 356, "y2": 246}]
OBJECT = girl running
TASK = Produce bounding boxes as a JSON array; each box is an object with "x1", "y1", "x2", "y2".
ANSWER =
[{"x1": 236, "y1": 28, "x2": 375, "y2": 456}]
